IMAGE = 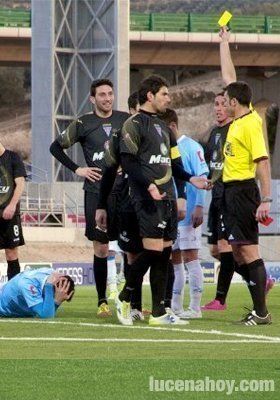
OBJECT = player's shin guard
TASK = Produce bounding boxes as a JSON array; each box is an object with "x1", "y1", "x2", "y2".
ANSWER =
[
  {"x1": 7, "y1": 259, "x2": 20, "y2": 280},
  {"x1": 93, "y1": 255, "x2": 108, "y2": 306},
  {"x1": 185, "y1": 259, "x2": 203, "y2": 312}
]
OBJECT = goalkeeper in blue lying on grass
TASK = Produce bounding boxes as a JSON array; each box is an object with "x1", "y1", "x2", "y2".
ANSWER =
[{"x1": 0, "y1": 267, "x2": 75, "y2": 318}]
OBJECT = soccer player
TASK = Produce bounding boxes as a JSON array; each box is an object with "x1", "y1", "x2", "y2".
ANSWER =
[
  {"x1": 50, "y1": 79, "x2": 129, "y2": 317},
  {"x1": 0, "y1": 268, "x2": 75, "y2": 318},
  {"x1": 161, "y1": 109, "x2": 209, "y2": 319},
  {"x1": 0, "y1": 142, "x2": 26, "y2": 280},
  {"x1": 201, "y1": 92, "x2": 234, "y2": 310},
  {"x1": 117, "y1": 75, "x2": 210, "y2": 325},
  {"x1": 222, "y1": 80, "x2": 272, "y2": 325}
]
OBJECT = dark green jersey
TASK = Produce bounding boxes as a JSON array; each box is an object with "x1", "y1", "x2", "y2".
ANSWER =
[
  {"x1": 57, "y1": 110, "x2": 129, "y2": 193},
  {"x1": 204, "y1": 122, "x2": 231, "y2": 199},
  {"x1": 120, "y1": 110, "x2": 180, "y2": 201},
  {"x1": 0, "y1": 150, "x2": 26, "y2": 214}
]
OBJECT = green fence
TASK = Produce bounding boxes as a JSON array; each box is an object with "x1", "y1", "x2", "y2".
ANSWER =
[
  {"x1": 1, "y1": 9, "x2": 280, "y2": 33},
  {"x1": 130, "y1": 12, "x2": 280, "y2": 34},
  {"x1": 0, "y1": 9, "x2": 31, "y2": 27}
]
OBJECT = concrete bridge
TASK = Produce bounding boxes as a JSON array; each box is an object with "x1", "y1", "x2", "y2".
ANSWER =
[{"x1": 1, "y1": 27, "x2": 280, "y2": 67}]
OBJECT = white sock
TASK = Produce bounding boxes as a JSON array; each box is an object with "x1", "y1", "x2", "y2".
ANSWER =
[
  {"x1": 171, "y1": 263, "x2": 185, "y2": 312},
  {"x1": 185, "y1": 260, "x2": 203, "y2": 312},
  {"x1": 107, "y1": 255, "x2": 117, "y2": 290}
]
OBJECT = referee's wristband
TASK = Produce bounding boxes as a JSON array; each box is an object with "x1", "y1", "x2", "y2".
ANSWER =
[{"x1": 261, "y1": 196, "x2": 273, "y2": 203}]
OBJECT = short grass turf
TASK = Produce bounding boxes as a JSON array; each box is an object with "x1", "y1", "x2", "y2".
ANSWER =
[{"x1": 0, "y1": 284, "x2": 279, "y2": 400}]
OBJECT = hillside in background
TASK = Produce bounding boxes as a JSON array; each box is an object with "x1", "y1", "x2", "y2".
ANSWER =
[
  {"x1": 1, "y1": 1, "x2": 280, "y2": 15},
  {"x1": 130, "y1": 0, "x2": 280, "y2": 15}
]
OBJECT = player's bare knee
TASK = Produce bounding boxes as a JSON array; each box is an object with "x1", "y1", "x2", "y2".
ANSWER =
[
  {"x1": 93, "y1": 242, "x2": 109, "y2": 258},
  {"x1": 5, "y1": 248, "x2": 18, "y2": 261}
]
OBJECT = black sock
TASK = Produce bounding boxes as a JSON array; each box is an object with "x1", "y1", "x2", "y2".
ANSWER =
[
  {"x1": 119, "y1": 250, "x2": 151, "y2": 303},
  {"x1": 93, "y1": 255, "x2": 108, "y2": 306},
  {"x1": 123, "y1": 253, "x2": 129, "y2": 279},
  {"x1": 247, "y1": 259, "x2": 268, "y2": 317},
  {"x1": 131, "y1": 276, "x2": 143, "y2": 311},
  {"x1": 164, "y1": 260, "x2": 174, "y2": 308},
  {"x1": 7, "y1": 259, "x2": 20, "y2": 280},
  {"x1": 150, "y1": 246, "x2": 172, "y2": 317},
  {"x1": 215, "y1": 252, "x2": 235, "y2": 304},
  {"x1": 235, "y1": 263, "x2": 250, "y2": 284}
]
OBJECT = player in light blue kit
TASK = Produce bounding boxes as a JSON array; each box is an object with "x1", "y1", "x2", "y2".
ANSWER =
[
  {"x1": 0, "y1": 268, "x2": 75, "y2": 318},
  {"x1": 161, "y1": 109, "x2": 209, "y2": 319}
]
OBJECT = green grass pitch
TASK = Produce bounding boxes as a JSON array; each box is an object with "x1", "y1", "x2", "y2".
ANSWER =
[{"x1": 0, "y1": 284, "x2": 279, "y2": 399}]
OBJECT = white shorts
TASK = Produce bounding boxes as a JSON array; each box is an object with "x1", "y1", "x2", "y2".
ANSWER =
[
  {"x1": 173, "y1": 225, "x2": 202, "y2": 251},
  {"x1": 109, "y1": 240, "x2": 122, "y2": 252}
]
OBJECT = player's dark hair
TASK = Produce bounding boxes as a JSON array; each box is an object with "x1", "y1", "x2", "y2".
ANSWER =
[
  {"x1": 160, "y1": 108, "x2": 178, "y2": 127},
  {"x1": 224, "y1": 81, "x2": 252, "y2": 107},
  {"x1": 138, "y1": 75, "x2": 169, "y2": 106},
  {"x1": 91, "y1": 78, "x2": 113, "y2": 96},
  {"x1": 128, "y1": 91, "x2": 139, "y2": 110},
  {"x1": 56, "y1": 275, "x2": 75, "y2": 302}
]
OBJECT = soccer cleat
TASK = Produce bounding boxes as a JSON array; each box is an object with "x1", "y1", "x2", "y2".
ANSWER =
[
  {"x1": 241, "y1": 310, "x2": 272, "y2": 326},
  {"x1": 265, "y1": 278, "x2": 274, "y2": 295},
  {"x1": 116, "y1": 297, "x2": 133, "y2": 326},
  {"x1": 149, "y1": 313, "x2": 189, "y2": 326},
  {"x1": 175, "y1": 308, "x2": 202, "y2": 319},
  {"x1": 201, "y1": 299, "x2": 227, "y2": 311},
  {"x1": 131, "y1": 309, "x2": 145, "y2": 321},
  {"x1": 97, "y1": 302, "x2": 112, "y2": 318}
]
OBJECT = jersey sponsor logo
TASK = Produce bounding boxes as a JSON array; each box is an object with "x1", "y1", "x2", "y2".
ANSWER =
[
  {"x1": 149, "y1": 155, "x2": 171, "y2": 165},
  {"x1": 210, "y1": 161, "x2": 223, "y2": 170},
  {"x1": 92, "y1": 151, "x2": 104, "y2": 161},
  {"x1": 102, "y1": 124, "x2": 112, "y2": 137},
  {"x1": 0, "y1": 186, "x2": 10, "y2": 193},
  {"x1": 154, "y1": 124, "x2": 162, "y2": 137}
]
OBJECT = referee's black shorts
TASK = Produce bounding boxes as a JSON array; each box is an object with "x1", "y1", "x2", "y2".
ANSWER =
[
  {"x1": 134, "y1": 199, "x2": 178, "y2": 242},
  {"x1": 84, "y1": 191, "x2": 118, "y2": 243},
  {"x1": 222, "y1": 179, "x2": 260, "y2": 245}
]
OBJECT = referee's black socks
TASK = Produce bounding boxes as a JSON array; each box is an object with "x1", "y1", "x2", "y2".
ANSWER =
[
  {"x1": 215, "y1": 252, "x2": 235, "y2": 305},
  {"x1": 93, "y1": 255, "x2": 108, "y2": 306},
  {"x1": 7, "y1": 259, "x2": 20, "y2": 280},
  {"x1": 246, "y1": 258, "x2": 268, "y2": 317}
]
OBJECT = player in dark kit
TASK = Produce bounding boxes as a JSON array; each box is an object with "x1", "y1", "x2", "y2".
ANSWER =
[
  {"x1": 115, "y1": 75, "x2": 210, "y2": 325},
  {"x1": 50, "y1": 79, "x2": 129, "y2": 317},
  {"x1": 201, "y1": 92, "x2": 234, "y2": 310},
  {"x1": 0, "y1": 142, "x2": 26, "y2": 280}
]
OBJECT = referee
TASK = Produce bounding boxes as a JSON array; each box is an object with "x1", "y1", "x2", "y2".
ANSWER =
[{"x1": 222, "y1": 81, "x2": 272, "y2": 326}]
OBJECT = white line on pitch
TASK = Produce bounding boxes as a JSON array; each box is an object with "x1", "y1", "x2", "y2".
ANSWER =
[
  {"x1": 0, "y1": 337, "x2": 278, "y2": 344},
  {"x1": 0, "y1": 319, "x2": 279, "y2": 342}
]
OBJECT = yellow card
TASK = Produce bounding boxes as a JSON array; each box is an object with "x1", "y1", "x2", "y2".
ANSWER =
[{"x1": 218, "y1": 11, "x2": 232, "y2": 27}]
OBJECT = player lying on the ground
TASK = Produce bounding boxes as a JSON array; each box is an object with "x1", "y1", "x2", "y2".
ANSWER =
[{"x1": 0, "y1": 268, "x2": 75, "y2": 318}]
